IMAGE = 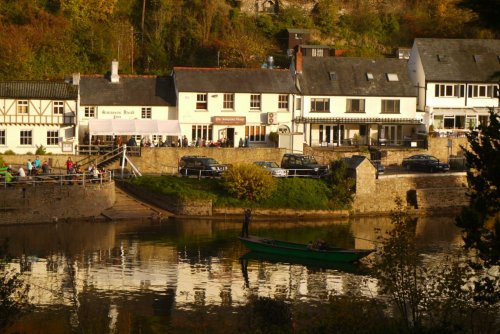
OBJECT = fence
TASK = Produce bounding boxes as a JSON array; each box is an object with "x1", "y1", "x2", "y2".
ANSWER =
[{"x1": 1, "y1": 170, "x2": 114, "y2": 188}]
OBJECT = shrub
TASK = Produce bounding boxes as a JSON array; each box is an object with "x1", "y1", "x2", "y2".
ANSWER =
[
  {"x1": 324, "y1": 159, "x2": 355, "y2": 209},
  {"x1": 35, "y1": 145, "x2": 47, "y2": 155},
  {"x1": 222, "y1": 163, "x2": 277, "y2": 201},
  {"x1": 2, "y1": 150, "x2": 15, "y2": 155}
]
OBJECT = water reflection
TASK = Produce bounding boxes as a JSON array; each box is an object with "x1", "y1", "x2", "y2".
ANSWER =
[{"x1": 0, "y1": 215, "x2": 462, "y2": 332}]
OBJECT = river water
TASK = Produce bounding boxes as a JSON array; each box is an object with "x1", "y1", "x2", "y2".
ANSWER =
[{"x1": 1, "y1": 215, "x2": 462, "y2": 333}]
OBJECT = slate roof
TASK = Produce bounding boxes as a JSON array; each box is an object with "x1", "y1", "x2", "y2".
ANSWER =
[
  {"x1": 173, "y1": 67, "x2": 299, "y2": 94},
  {"x1": 298, "y1": 57, "x2": 416, "y2": 97},
  {"x1": 0, "y1": 81, "x2": 78, "y2": 100},
  {"x1": 79, "y1": 76, "x2": 175, "y2": 106},
  {"x1": 414, "y1": 38, "x2": 500, "y2": 82},
  {"x1": 343, "y1": 155, "x2": 367, "y2": 169}
]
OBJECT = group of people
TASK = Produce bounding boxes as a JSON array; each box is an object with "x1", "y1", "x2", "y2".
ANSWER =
[
  {"x1": 307, "y1": 239, "x2": 329, "y2": 250},
  {"x1": 25, "y1": 156, "x2": 50, "y2": 176}
]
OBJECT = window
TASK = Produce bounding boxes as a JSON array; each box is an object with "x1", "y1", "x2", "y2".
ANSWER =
[
  {"x1": 245, "y1": 125, "x2": 266, "y2": 142},
  {"x1": 223, "y1": 93, "x2": 234, "y2": 109},
  {"x1": 435, "y1": 84, "x2": 465, "y2": 97},
  {"x1": 381, "y1": 99, "x2": 400, "y2": 114},
  {"x1": 250, "y1": 94, "x2": 261, "y2": 110},
  {"x1": 84, "y1": 106, "x2": 95, "y2": 118},
  {"x1": 468, "y1": 84, "x2": 493, "y2": 98},
  {"x1": 17, "y1": 100, "x2": 29, "y2": 114},
  {"x1": 310, "y1": 98, "x2": 329, "y2": 112},
  {"x1": 0, "y1": 130, "x2": 5, "y2": 145},
  {"x1": 312, "y1": 48, "x2": 324, "y2": 57},
  {"x1": 53, "y1": 101, "x2": 64, "y2": 114},
  {"x1": 47, "y1": 130, "x2": 59, "y2": 145},
  {"x1": 444, "y1": 115, "x2": 465, "y2": 129},
  {"x1": 329, "y1": 72, "x2": 337, "y2": 80},
  {"x1": 296, "y1": 97, "x2": 301, "y2": 110},
  {"x1": 278, "y1": 94, "x2": 289, "y2": 109},
  {"x1": 196, "y1": 94, "x2": 208, "y2": 110},
  {"x1": 465, "y1": 116, "x2": 477, "y2": 129},
  {"x1": 366, "y1": 72, "x2": 374, "y2": 80},
  {"x1": 20, "y1": 130, "x2": 32, "y2": 145},
  {"x1": 386, "y1": 73, "x2": 399, "y2": 81},
  {"x1": 141, "y1": 107, "x2": 152, "y2": 119},
  {"x1": 346, "y1": 99, "x2": 365, "y2": 113},
  {"x1": 191, "y1": 125, "x2": 213, "y2": 141}
]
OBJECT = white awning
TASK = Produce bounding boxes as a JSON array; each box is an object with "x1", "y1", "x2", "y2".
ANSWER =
[{"x1": 89, "y1": 119, "x2": 181, "y2": 136}]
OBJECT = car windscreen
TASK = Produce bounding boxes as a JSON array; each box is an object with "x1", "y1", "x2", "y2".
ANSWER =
[
  {"x1": 302, "y1": 156, "x2": 318, "y2": 164},
  {"x1": 202, "y1": 158, "x2": 219, "y2": 165}
]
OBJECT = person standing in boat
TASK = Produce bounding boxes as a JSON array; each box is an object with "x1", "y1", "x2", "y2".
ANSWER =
[{"x1": 241, "y1": 208, "x2": 252, "y2": 238}]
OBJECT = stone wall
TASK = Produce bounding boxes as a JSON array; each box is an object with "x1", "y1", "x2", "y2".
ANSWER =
[
  {"x1": 352, "y1": 173, "x2": 468, "y2": 214},
  {"x1": 127, "y1": 147, "x2": 287, "y2": 175},
  {"x1": 0, "y1": 181, "x2": 115, "y2": 225}
]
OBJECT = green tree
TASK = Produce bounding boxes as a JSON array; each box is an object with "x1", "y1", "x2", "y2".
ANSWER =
[
  {"x1": 222, "y1": 163, "x2": 276, "y2": 201},
  {"x1": 324, "y1": 159, "x2": 355, "y2": 209},
  {"x1": 312, "y1": 0, "x2": 339, "y2": 35},
  {"x1": 456, "y1": 109, "x2": 500, "y2": 268}
]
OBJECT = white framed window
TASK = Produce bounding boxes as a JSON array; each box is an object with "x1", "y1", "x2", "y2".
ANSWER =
[
  {"x1": 141, "y1": 107, "x2": 152, "y2": 119},
  {"x1": 17, "y1": 100, "x2": 29, "y2": 114},
  {"x1": 223, "y1": 93, "x2": 234, "y2": 110},
  {"x1": 296, "y1": 97, "x2": 301, "y2": 110},
  {"x1": 250, "y1": 94, "x2": 261, "y2": 110},
  {"x1": 312, "y1": 48, "x2": 324, "y2": 57},
  {"x1": 47, "y1": 130, "x2": 59, "y2": 145},
  {"x1": 381, "y1": 99, "x2": 400, "y2": 114},
  {"x1": 310, "y1": 98, "x2": 329, "y2": 112},
  {"x1": 191, "y1": 125, "x2": 213, "y2": 141},
  {"x1": 0, "y1": 129, "x2": 5, "y2": 145},
  {"x1": 435, "y1": 84, "x2": 465, "y2": 97},
  {"x1": 346, "y1": 99, "x2": 365, "y2": 113},
  {"x1": 196, "y1": 94, "x2": 208, "y2": 110},
  {"x1": 84, "y1": 106, "x2": 95, "y2": 118},
  {"x1": 53, "y1": 101, "x2": 64, "y2": 114},
  {"x1": 245, "y1": 125, "x2": 266, "y2": 142},
  {"x1": 468, "y1": 84, "x2": 494, "y2": 98},
  {"x1": 20, "y1": 130, "x2": 32, "y2": 145},
  {"x1": 278, "y1": 94, "x2": 289, "y2": 110}
]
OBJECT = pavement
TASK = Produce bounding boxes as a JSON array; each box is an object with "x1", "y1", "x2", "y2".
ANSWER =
[{"x1": 101, "y1": 185, "x2": 174, "y2": 221}]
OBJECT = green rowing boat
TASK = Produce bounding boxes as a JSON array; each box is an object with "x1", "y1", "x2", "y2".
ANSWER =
[{"x1": 239, "y1": 235, "x2": 374, "y2": 263}]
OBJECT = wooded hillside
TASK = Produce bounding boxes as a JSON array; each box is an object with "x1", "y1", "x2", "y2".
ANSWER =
[{"x1": 0, "y1": 0, "x2": 497, "y2": 80}]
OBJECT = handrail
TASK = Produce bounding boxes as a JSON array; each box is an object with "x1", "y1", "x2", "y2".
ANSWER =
[{"x1": 0, "y1": 170, "x2": 114, "y2": 188}]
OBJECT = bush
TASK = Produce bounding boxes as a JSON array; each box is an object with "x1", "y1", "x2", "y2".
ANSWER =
[
  {"x1": 222, "y1": 164, "x2": 276, "y2": 201},
  {"x1": 2, "y1": 150, "x2": 15, "y2": 155},
  {"x1": 324, "y1": 159, "x2": 355, "y2": 210},
  {"x1": 35, "y1": 145, "x2": 47, "y2": 155}
]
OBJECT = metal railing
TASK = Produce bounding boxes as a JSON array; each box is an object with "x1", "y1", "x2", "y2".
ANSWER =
[{"x1": 1, "y1": 170, "x2": 114, "y2": 188}]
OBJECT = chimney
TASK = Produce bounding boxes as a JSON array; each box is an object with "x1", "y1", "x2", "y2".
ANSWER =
[
  {"x1": 72, "y1": 73, "x2": 80, "y2": 85},
  {"x1": 110, "y1": 60, "x2": 120, "y2": 83},
  {"x1": 295, "y1": 47, "x2": 303, "y2": 74}
]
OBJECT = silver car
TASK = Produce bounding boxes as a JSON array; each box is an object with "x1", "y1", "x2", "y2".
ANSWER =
[{"x1": 254, "y1": 161, "x2": 288, "y2": 178}]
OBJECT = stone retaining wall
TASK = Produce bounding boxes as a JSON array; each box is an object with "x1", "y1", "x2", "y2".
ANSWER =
[{"x1": 0, "y1": 181, "x2": 115, "y2": 225}]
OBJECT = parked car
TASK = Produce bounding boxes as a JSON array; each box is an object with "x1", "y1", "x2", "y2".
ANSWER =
[
  {"x1": 254, "y1": 161, "x2": 288, "y2": 178},
  {"x1": 280, "y1": 154, "x2": 329, "y2": 177},
  {"x1": 178, "y1": 155, "x2": 227, "y2": 176},
  {"x1": 402, "y1": 154, "x2": 450, "y2": 172}
]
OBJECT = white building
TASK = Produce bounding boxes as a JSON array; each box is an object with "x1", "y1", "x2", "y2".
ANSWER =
[
  {"x1": 172, "y1": 67, "x2": 298, "y2": 147},
  {"x1": 408, "y1": 38, "x2": 500, "y2": 135},
  {"x1": 0, "y1": 80, "x2": 78, "y2": 154},
  {"x1": 294, "y1": 50, "x2": 421, "y2": 147},
  {"x1": 77, "y1": 61, "x2": 180, "y2": 148}
]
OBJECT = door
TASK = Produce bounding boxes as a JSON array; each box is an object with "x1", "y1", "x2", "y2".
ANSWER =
[
  {"x1": 382, "y1": 125, "x2": 401, "y2": 145},
  {"x1": 226, "y1": 128, "x2": 235, "y2": 147}
]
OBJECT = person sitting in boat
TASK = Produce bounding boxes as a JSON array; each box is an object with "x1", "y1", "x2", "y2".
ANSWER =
[
  {"x1": 307, "y1": 241, "x2": 314, "y2": 250},
  {"x1": 314, "y1": 239, "x2": 328, "y2": 250}
]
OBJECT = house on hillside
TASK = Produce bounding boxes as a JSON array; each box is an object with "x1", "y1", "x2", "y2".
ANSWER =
[
  {"x1": 408, "y1": 38, "x2": 500, "y2": 136},
  {"x1": 293, "y1": 49, "x2": 421, "y2": 148},
  {"x1": 172, "y1": 67, "x2": 298, "y2": 147},
  {"x1": 77, "y1": 61, "x2": 180, "y2": 149},
  {"x1": 0, "y1": 80, "x2": 78, "y2": 154}
]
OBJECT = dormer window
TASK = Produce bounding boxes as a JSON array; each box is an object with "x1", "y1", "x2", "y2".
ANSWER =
[
  {"x1": 329, "y1": 72, "x2": 337, "y2": 80},
  {"x1": 366, "y1": 72, "x2": 374, "y2": 81},
  {"x1": 386, "y1": 73, "x2": 399, "y2": 81},
  {"x1": 473, "y1": 55, "x2": 482, "y2": 62}
]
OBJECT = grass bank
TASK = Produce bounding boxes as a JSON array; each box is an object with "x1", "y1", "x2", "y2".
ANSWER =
[{"x1": 129, "y1": 176, "x2": 338, "y2": 210}]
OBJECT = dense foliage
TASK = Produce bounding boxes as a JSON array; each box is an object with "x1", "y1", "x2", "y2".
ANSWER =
[
  {"x1": 324, "y1": 159, "x2": 355, "y2": 209},
  {"x1": 457, "y1": 110, "x2": 500, "y2": 268},
  {"x1": 222, "y1": 163, "x2": 277, "y2": 201},
  {"x1": 0, "y1": 0, "x2": 496, "y2": 80}
]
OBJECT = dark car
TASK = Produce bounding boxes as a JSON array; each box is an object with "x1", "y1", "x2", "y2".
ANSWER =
[
  {"x1": 178, "y1": 155, "x2": 227, "y2": 177},
  {"x1": 280, "y1": 153, "x2": 329, "y2": 177},
  {"x1": 402, "y1": 154, "x2": 450, "y2": 173}
]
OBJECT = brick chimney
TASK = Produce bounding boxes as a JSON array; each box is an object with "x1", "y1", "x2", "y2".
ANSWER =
[
  {"x1": 295, "y1": 47, "x2": 303, "y2": 74},
  {"x1": 110, "y1": 60, "x2": 120, "y2": 83}
]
